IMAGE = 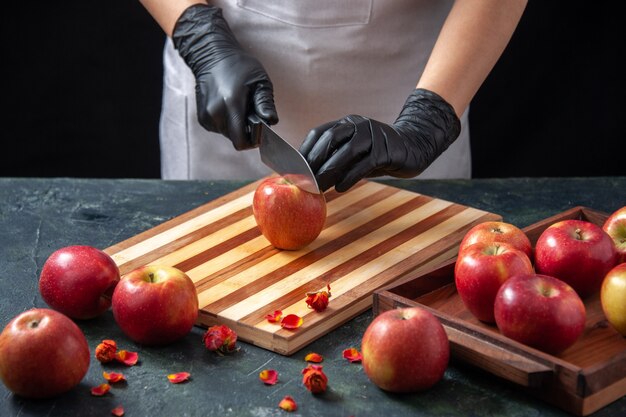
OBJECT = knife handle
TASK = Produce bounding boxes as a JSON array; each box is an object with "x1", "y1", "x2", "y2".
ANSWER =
[{"x1": 247, "y1": 114, "x2": 262, "y2": 148}]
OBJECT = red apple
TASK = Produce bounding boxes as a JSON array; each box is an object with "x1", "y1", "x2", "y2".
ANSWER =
[
  {"x1": 534, "y1": 219, "x2": 617, "y2": 298},
  {"x1": 252, "y1": 175, "x2": 326, "y2": 250},
  {"x1": 361, "y1": 307, "x2": 449, "y2": 392},
  {"x1": 459, "y1": 221, "x2": 533, "y2": 261},
  {"x1": 111, "y1": 265, "x2": 198, "y2": 345},
  {"x1": 0, "y1": 308, "x2": 90, "y2": 398},
  {"x1": 454, "y1": 241, "x2": 534, "y2": 323},
  {"x1": 494, "y1": 274, "x2": 586, "y2": 354},
  {"x1": 603, "y1": 206, "x2": 626, "y2": 264},
  {"x1": 39, "y1": 245, "x2": 120, "y2": 319},
  {"x1": 600, "y1": 263, "x2": 626, "y2": 336}
]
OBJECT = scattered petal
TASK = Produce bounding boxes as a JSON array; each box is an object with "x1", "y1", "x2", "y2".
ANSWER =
[
  {"x1": 95, "y1": 339, "x2": 118, "y2": 363},
  {"x1": 278, "y1": 395, "x2": 298, "y2": 412},
  {"x1": 301, "y1": 365, "x2": 328, "y2": 394},
  {"x1": 266, "y1": 310, "x2": 283, "y2": 323},
  {"x1": 115, "y1": 350, "x2": 139, "y2": 366},
  {"x1": 111, "y1": 405, "x2": 125, "y2": 416},
  {"x1": 305, "y1": 285, "x2": 332, "y2": 312},
  {"x1": 280, "y1": 314, "x2": 303, "y2": 330},
  {"x1": 167, "y1": 372, "x2": 191, "y2": 384},
  {"x1": 342, "y1": 347, "x2": 362, "y2": 363},
  {"x1": 259, "y1": 369, "x2": 278, "y2": 385},
  {"x1": 90, "y1": 383, "x2": 111, "y2": 396},
  {"x1": 203, "y1": 325, "x2": 239, "y2": 354},
  {"x1": 103, "y1": 371, "x2": 126, "y2": 383},
  {"x1": 304, "y1": 352, "x2": 324, "y2": 363}
]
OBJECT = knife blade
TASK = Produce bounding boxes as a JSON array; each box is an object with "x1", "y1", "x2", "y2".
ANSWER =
[{"x1": 248, "y1": 115, "x2": 321, "y2": 195}]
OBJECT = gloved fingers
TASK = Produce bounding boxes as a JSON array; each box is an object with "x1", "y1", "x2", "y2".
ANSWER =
[
  {"x1": 299, "y1": 120, "x2": 340, "y2": 159},
  {"x1": 253, "y1": 82, "x2": 278, "y2": 125},
  {"x1": 314, "y1": 135, "x2": 374, "y2": 192},
  {"x1": 226, "y1": 95, "x2": 255, "y2": 150},
  {"x1": 334, "y1": 158, "x2": 377, "y2": 192},
  {"x1": 303, "y1": 121, "x2": 355, "y2": 173}
]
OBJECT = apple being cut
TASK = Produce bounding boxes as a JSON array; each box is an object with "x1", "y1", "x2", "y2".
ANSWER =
[
  {"x1": 535, "y1": 219, "x2": 617, "y2": 298},
  {"x1": 0, "y1": 308, "x2": 90, "y2": 399},
  {"x1": 601, "y1": 262, "x2": 626, "y2": 336},
  {"x1": 361, "y1": 306, "x2": 449, "y2": 393},
  {"x1": 454, "y1": 241, "x2": 534, "y2": 323},
  {"x1": 112, "y1": 265, "x2": 198, "y2": 345},
  {"x1": 39, "y1": 245, "x2": 120, "y2": 319},
  {"x1": 459, "y1": 221, "x2": 533, "y2": 261},
  {"x1": 603, "y1": 206, "x2": 626, "y2": 264},
  {"x1": 252, "y1": 175, "x2": 327, "y2": 250},
  {"x1": 494, "y1": 274, "x2": 586, "y2": 355}
]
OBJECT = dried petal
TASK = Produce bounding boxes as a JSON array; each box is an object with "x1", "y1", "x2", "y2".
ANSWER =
[
  {"x1": 95, "y1": 339, "x2": 118, "y2": 363},
  {"x1": 342, "y1": 347, "x2": 362, "y2": 363},
  {"x1": 111, "y1": 405, "x2": 125, "y2": 416},
  {"x1": 103, "y1": 371, "x2": 126, "y2": 383},
  {"x1": 305, "y1": 285, "x2": 332, "y2": 312},
  {"x1": 115, "y1": 349, "x2": 139, "y2": 366},
  {"x1": 90, "y1": 383, "x2": 111, "y2": 396},
  {"x1": 280, "y1": 314, "x2": 303, "y2": 330},
  {"x1": 304, "y1": 352, "x2": 324, "y2": 363},
  {"x1": 301, "y1": 365, "x2": 328, "y2": 394},
  {"x1": 265, "y1": 310, "x2": 283, "y2": 323},
  {"x1": 278, "y1": 395, "x2": 298, "y2": 412},
  {"x1": 203, "y1": 324, "x2": 239, "y2": 354},
  {"x1": 167, "y1": 372, "x2": 191, "y2": 384},
  {"x1": 259, "y1": 369, "x2": 278, "y2": 385}
]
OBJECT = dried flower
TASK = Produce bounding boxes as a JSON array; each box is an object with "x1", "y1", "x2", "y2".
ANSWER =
[
  {"x1": 301, "y1": 364, "x2": 328, "y2": 394},
  {"x1": 203, "y1": 324, "x2": 239, "y2": 354},
  {"x1": 95, "y1": 339, "x2": 117, "y2": 363},
  {"x1": 305, "y1": 285, "x2": 332, "y2": 312}
]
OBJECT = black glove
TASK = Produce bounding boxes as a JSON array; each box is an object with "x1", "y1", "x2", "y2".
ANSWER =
[
  {"x1": 299, "y1": 88, "x2": 461, "y2": 192},
  {"x1": 172, "y1": 4, "x2": 278, "y2": 150}
]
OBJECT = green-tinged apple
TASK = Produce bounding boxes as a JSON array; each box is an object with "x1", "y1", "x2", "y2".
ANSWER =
[
  {"x1": 454, "y1": 241, "x2": 534, "y2": 323},
  {"x1": 0, "y1": 308, "x2": 90, "y2": 398},
  {"x1": 600, "y1": 263, "x2": 626, "y2": 336},
  {"x1": 459, "y1": 221, "x2": 533, "y2": 261},
  {"x1": 39, "y1": 245, "x2": 120, "y2": 319},
  {"x1": 112, "y1": 265, "x2": 198, "y2": 345},
  {"x1": 535, "y1": 220, "x2": 617, "y2": 298},
  {"x1": 494, "y1": 274, "x2": 586, "y2": 354},
  {"x1": 603, "y1": 206, "x2": 626, "y2": 264},
  {"x1": 252, "y1": 175, "x2": 326, "y2": 250},
  {"x1": 361, "y1": 307, "x2": 449, "y2": 393}
]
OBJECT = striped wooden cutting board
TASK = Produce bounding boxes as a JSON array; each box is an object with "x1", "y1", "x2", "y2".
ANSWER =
[{"x1": 104, "y1": 178, "x2": 501, "y2": 355}]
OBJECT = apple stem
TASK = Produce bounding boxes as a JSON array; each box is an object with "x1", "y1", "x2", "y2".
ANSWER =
[
  {"x1": 28, "y1": 320, "x2": 40, "y2": 329},
  {"x1": 575, "y1": 228, "x2": 583, "y2": 240},
  {"x1": 148, "y1": 272, "x2": 156, "y2": 283}
]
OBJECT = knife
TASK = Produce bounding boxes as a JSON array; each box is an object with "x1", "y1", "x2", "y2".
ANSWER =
[{"x1": 248, "y1": 115, "x2": 321, "y2": 195}]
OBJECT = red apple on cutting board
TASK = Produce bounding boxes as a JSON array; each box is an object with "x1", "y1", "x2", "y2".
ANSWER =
[
  {"x1": 112, "y1": 265, "x2": 198, "y2": 345},
  {"x1": 459, "y1": 221, "x2": 533, "y2": 261},
  {"x1": 603, "y1": 206, "x2": 626, "y2": 264},
  {"x1": 39, "y1": 245, "x2": 120, "y2": 319},
  {"x1": 252, "y1": 175, "x2": 327, "y2": 250},
  {"x1": 455, "y1": 241, "x2": 534, "y2": 323},
  {"x1": 361, "y1": 306, "x2": 449, "y2": 392},
  {"x1": 534, "y1": 219, "x2": 617, "y2": 298},
  {"x1": 0, "y1": 308, "x2": 90, "y2": 398},
  {"x1": 494, "y1": 274, "x2": 586, "y2": 355}
]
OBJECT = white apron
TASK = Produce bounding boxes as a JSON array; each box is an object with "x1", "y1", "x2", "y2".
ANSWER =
[{"x1": 160, "y1": 0, "x2": 471, "y2": 180}]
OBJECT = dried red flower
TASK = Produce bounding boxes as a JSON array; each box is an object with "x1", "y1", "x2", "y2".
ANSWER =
[
  {"x1": 301, "y1": 364, "x2": 328, "y2": 394},
  {"x1": 265, "y1": 310, "x2": 283, "y2": 323},
  {"x1": 280, "y1": 314, "x2": 303, "y2": 330},
  {"x1": 305, "y1": 285, "x2": 332, "y2": 312},
  {"x1": 304, "y1": 352, "x2": 324, "y2": 363},
  {"x1": 342, "y1": 347, "x2": 362, "y2": 363},
  {"x1": 278, "y1": 395, "x2": 298, "y2": 412},
  {"x1": 95, "y1": 339, "x2": 117, "y2": 363},
  {"x1": 259, "y1": 369, "x2": 279, "y2": 385},
  {"x1": 103, "y1": 371, "x2": 126, "y2": 383},
  {"x1": 167, "y1": 372, "x2": 191, "y2": 384},
  {"x1": 203, "y1": 324, "x2": 239, "y2": 354},
  {"x1": 90, "y1": 383, "x2": 111, "y2": 396},
  {"x1": 111, "y1": 405, "x2": 125, "y2": 416},
  {"x1": 115, "y1": 349, "x2": 139, "y2": 366}
]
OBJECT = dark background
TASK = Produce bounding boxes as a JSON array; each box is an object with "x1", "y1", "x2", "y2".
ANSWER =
[{"x1": 1, "y1": 1, "x2": 624, "y2": 179}]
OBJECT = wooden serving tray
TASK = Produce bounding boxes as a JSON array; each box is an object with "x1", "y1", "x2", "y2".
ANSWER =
[
  {"x1": 373, "y1": 206, "x2": 626, "y2": 416},
  {"x1": 105, "y1": 178, "x2": 500, "y2": 355}
]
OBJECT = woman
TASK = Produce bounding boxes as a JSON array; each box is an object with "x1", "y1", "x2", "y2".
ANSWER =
[{"x1": 140, "y1": 0, "x2": 527, "y2": 191}]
